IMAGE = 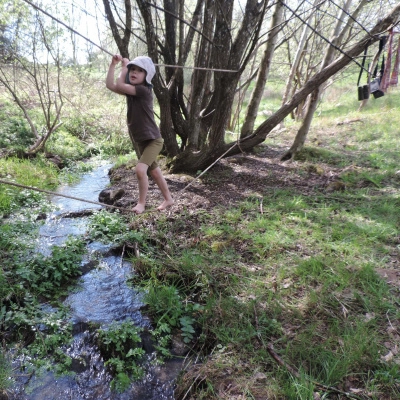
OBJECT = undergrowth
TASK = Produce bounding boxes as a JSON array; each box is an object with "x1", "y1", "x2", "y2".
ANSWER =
[
  {"x1": 127, "y1": 183, "x2": 400, "y2": 398},
  {"x1": 0, "y1": 76, "x2": 399, "y2": 398},
  {"x1": 125, "y1": 99, "x2": 400, "y2": 400}
]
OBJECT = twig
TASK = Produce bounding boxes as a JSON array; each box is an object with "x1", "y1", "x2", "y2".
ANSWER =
[
  {"x1": 120, "y1": 244, "x2": 125, "y2": 268},
  {"x1": 0, "y1": 179, "x2": 128, "y2": 212},
  {"x1": 182, "y1": 373, "x2": 206, "y2": 400}
]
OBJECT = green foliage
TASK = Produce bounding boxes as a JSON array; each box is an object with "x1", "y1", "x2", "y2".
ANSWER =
[
  {"x1": 63, "y1": 114, "x2": 109, "y2": 139},
  {"x1": 23, "y1": 312, "x2": 73, "y2": 373},
  {"x1": 2, "y1": 293, "x2": 73, "y2": 373},
  {"x1": 61, "y1": 113, "x2": 132, "y2": 158},
  {"x1": 112, "y1": 153, "x2": 138, "y2": 169},
  {"x1": 0, "y1": 219, "x2": 37, "y2": 263},
  {"x1": 0, "y1": 111, "x2": 34, "y2": 150},
  {"x1": 18, "y1": 236, "x2": 85, "y2": 297},
  {"x1": 0, "y1": 350, "x2": 12, "y2": 393},
  {"x1": 97, "y1": 320, "x2": 145, "y2": 391},
  {"x1": 0, "y1": 157, "x2": 58, "y2": 216},
  {"x1": 0, "y1": 235, "x2": 85, "y2": 338},
  {"x1": 141, "y1": 284, "x2": 203, "y2": 354},
  {"x1": 88, "y1": 210, "x2": 131, "y2": 243},
  {"x1": 179, "y1": 316, "x2": 196, "y2": 344},
  {"x1": 110, "y1": 372, "x2": 131, "y2": 393},
  {"x1": 45, "y1": 130, "x2": 91, "y2": 161}
]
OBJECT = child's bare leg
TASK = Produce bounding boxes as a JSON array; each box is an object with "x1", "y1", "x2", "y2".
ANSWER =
[
  {"x1": 133, "y1": 162, "x2": 149, "y2": 214},
  {"x1": 150, "y1": 167, "x2": 174, "y2": 210}
]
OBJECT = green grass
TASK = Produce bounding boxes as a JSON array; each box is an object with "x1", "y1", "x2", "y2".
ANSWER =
[
  {"x1": 127, "y1": 86, "x2": 400, "y2": 399},
  {"x1": 130, "y1": 184, "x2": 400, "y2": 398},
  {"x1": 0, "y1": 351, "x2": 12, "y2": 395},
  {"x1": 1, "y1": 72, "x2": 400, "y2": 398},
  {"x1": 0, "y1": 157, "x2": 59, "y2": 216}
]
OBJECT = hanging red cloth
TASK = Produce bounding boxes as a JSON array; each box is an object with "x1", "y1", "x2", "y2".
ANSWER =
[
  {"x1": 380, "y1": 29, "x2": 393, "y2": 92},
  {"x1": 389, "y1": 36, "x2": 400, "y2": 86}
]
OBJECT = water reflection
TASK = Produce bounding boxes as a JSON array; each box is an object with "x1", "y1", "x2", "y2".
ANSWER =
[{"x1": 66, "y1": 256, "x2": 147, "y2": 327}]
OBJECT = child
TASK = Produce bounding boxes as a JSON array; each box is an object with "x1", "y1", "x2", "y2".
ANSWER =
[{"x1": 106, "y1": 55, "x2": 174, "y2": 214}]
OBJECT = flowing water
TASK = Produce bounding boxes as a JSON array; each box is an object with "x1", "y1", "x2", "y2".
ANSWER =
[{"x1": 8, "y1": 163, "x2": 183, "y2": 400}]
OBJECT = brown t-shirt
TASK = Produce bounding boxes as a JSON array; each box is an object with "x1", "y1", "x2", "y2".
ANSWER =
[{"x1": 126, "y1": 85, "x2": 161, "y2": 143}]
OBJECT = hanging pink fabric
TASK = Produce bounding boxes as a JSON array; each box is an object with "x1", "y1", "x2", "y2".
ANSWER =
[
  {"x1": 380, "y1": 29, "x2": 393, "y2": 92},
  {"x1": 389, "y1": 36, "x2": 400, "y2": 86}
]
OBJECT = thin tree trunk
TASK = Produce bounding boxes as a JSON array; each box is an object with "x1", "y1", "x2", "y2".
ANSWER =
[
  {"x1": 240, "y1": 0, "x2": 284, "y2": 138},
  {"x1": 102, "y1": 0, "x2": 131, "y2": 58},
  {"x1": 169, "y1": 2, "x2": 400, "y2": 172},
  {"x1": 282, "y1": 0, "x2": 367, "y2": 161},
  {"x1": 281, "y1": 0, "x2": 319, "y2": 107}
]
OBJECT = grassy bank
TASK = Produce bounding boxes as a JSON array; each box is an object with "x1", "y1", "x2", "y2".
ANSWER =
[
  {"x1": 124, "y1": 88, "x2": 400, "y2": 399},
  {"x1": 1, "y1": 75, "x2": 399, "y2": 398}
]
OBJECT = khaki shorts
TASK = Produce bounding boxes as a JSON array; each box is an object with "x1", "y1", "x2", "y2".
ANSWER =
[{"x1": 137, "y1": 138, "x2": 164, "y2": 171}]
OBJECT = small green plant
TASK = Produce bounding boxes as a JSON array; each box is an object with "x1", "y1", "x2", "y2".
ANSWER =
[
  {"x1": 143, "y1": 285, "x2": 202, "y2": 353},
  {"x1": 97, "y1": 320, "x2": 145, "y2": 392},
  {"x1": 0, "y1": 351, "x2": 12, "y2": 394},
  {"x1": 88, "y1": 210, "x2": 130, "y2": 243},
  {"x1": 0, "y1": 109, "x2": 34, "y2": 150},
  {"x1": 110, "y1": 372, "x2": 131, "y2": 393},
  {"x1": 25, "y1": 320, "x2": 73, "y2": 374},
  {"x1": 179, "y1": 315, "x2": 196, "y2": 344},
  {"x1": 19, "y1": 236, "x2": 85, "y2": 297}
]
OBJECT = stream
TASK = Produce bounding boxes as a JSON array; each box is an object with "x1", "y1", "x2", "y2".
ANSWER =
[{"x1": 8, "y1": 163, "x2": 183, "y2": 400}]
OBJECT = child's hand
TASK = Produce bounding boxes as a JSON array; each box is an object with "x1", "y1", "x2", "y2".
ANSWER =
[
  {"x1": 121, "y1": 58, "x2": 130, "y2": 67},
  {"x1": 111, "y1": 54, "x2": 122, "y2": 65}
]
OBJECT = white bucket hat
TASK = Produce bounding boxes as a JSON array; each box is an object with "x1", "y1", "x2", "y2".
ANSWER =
[{"x1": 127, "y1": 56, "x2": 156, "y2": 86}]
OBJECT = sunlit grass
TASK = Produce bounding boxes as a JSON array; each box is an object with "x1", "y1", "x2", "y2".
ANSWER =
[
  {"x1": 0, "y1": 157, "x2": 59, "y2": 188},
  {"x1": 1, "y1": 73, "x2": 400, "y2": 398},
  {"x1": 134, "y1": 83, "x2": 400, "y2": 397},
  {"x1": 0, "y1": 157, "x2": 59, "y2": 215},
  {"x1": 0, "y1": 351, "x2": 12, "y2": 395}
]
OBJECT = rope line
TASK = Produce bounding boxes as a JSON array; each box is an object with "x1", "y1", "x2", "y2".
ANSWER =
[
  {"x1": 21, "y1": 0, "x2": 114, "y2": 57},
  {"x1": 282, "y1": 1, "x2": 374, "y2": 74},
  {"x1": 0, "y1": 179, "x2": 129, "y2": 212},
  {"x1": 20, "y1": 0, "x2": 237, "y2": 73}
]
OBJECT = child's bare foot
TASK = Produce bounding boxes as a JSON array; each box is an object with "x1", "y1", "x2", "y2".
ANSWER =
[
  {"x1": 133, "y1": 203, "x2": 145, "y2": 214},
  {"x1": 157, "y1": 199, "x2": 174, "y2": 211}
]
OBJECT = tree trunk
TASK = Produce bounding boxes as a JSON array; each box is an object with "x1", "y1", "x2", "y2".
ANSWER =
[
  {"x1": 282, "y1": 0, "x2": 367, "y2": 161},
  {"x1": 169, "y1": 2, "x2": 400, "y2": 172},
  {"x1": 281, "y1": 0, "x2": 319, "y2": 107},
  {"x1": 102, "y1": 0, "x2": 131, "y2": 58},
  {"x1": 135, "y1": 0, "x2": 265, "y2": 160},
  {"x1": 240, "y1": 0, "x2": 284, "y2": 138},
  {"x1": 187, "y1": 0, "x2": 213, "y2": 150}
]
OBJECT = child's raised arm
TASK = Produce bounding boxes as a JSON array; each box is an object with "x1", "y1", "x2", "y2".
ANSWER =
[{"x1": 106, "y1": 55, "x2": 125, "y2": 94}]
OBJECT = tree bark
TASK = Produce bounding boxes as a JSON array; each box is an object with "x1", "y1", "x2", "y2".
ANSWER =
[
  {"x1": 240, "y1": 0, "x2": 284, "y2": 138},
  {"x1": 282, "y1": 0, "x2": 368, "y2": 161},
  {"x1": 169, "y1": 1, "x2": 400, "y2": 172},
  {"x1": 281, "y1": 0, "x2": 319, "y2": 107},
  {"x1": 102, "y1": 0, "x2": 132, "y2": 58}
]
